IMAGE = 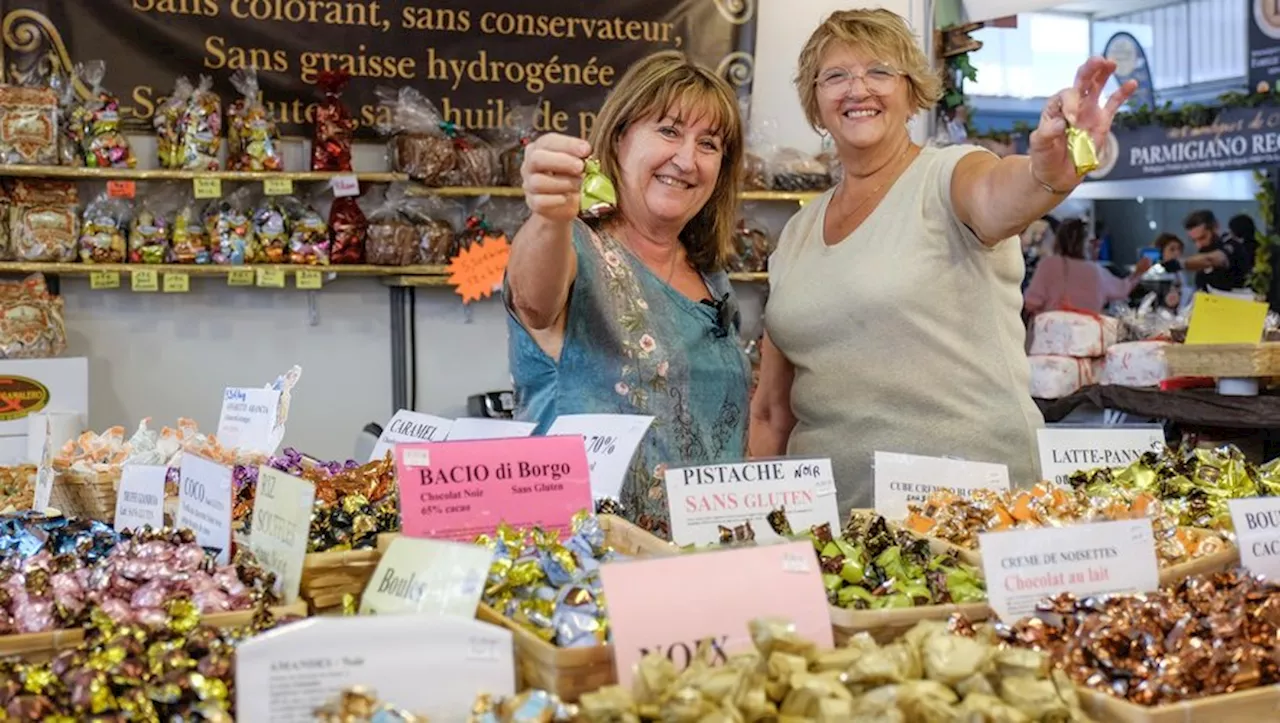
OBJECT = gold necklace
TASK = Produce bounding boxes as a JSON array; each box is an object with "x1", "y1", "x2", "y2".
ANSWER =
[{"x1": 836, "y1": 145, "x2": 913, "y2": 221}]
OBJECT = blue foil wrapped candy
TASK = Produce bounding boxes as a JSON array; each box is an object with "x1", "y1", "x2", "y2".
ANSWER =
[{"x1": 0, "y1": 511, "x2": 120, "y2": 563}]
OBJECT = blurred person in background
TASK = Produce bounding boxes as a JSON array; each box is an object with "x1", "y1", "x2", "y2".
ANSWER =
[
  {"x1": 1024, "y1": 218, "x2": 1152, "y2": 315},
  {"x1": 1153, "y1": 232, "x2": 1187, "y2": 310},
  {"x1": 1162, "y1": 210, "x2": 1254, "y2": 292},
  {"x1": 1020, "y1": 215, "x2": 1059, "y2": 290}
]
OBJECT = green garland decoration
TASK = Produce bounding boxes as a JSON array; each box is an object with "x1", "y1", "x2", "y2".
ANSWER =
[{"x1": 1250, "y1": 170, "x2": 1277, "y2": 299}]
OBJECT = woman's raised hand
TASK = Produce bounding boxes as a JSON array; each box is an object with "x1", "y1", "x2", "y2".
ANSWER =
[
  {"x1": 1029, "y1": 57, "x2": 1138, "y2": 193},
  {"x1": 522, "y1": 133, "x2": 592, "y2": 223}
]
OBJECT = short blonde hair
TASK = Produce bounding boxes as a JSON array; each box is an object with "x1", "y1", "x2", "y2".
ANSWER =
[
  {"x1": 589, "y1": 50, "x2": 743, "y2": 272},
  {"x1": 795, "y1": 9, "x2": 944, "y2": 132}
]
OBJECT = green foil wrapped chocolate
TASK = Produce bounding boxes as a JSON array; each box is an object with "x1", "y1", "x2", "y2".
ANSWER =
[{"x1": 580, "y1": 157, "x2": 617, "y2": 218}]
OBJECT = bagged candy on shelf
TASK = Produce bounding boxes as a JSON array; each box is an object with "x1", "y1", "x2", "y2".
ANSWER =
[
  {"x1": 9, "y1": 180, "x2": 79, "y2": 262},
  {"x1": 227, "y1": 66, "x2": 283, "y2": 172},
  {"x1": 404, "y1": 194, "x2": 463, "y2": 265},
  {"x1": 0, "y1": 273, "x2": 66, "y2": 359},
  {"x1": 78, "y1": 191, "x2": 132, "y2": 263},
  {"x1": 285, "y1": 196, "x2": 329, "y2": 265},
  {"x1": 311, "y1": 70, "x2": 355, "y2": 172},
  {"x1": 496, "y1": 103, "x2": 540, "y2": 187},
  {"x1": 171, "y1": 192, "x2": 211, "y2": 264},
  {"x1": 377, "y1": 86, "x2": 456, "y2": 184},
  {"x1": 0, "y1": 185, "x2": 11, "y2": 260},
  {"x1": 250, "y1": 196, "x2": 289, "y2": 263},
  {"x1": 180, "y1": 75, "x2": 223, "y2": 171},
  {"x1": 730, "y1": 204, "x2": 771, "y2": 273},
  {"x1": 364, "y1": 183, "x2": 421, "y2": 266},
  {"x1": 768, "y1": 148, "x2": 832, "y2": 191},
  {"x1": 205, "y1": 186, "x2": 256, "y2": 265},
  {"x1": 74, "y1": 61, "x2": 136, "y2": 168},
  {"x1": 49, "y1": 68, "x2": 83, "y2": 167},
  {"x1": 330, "y1": 194, "x2": 367, "y2": 264},
  {"x1": 128, "y1": 183, "x2": 185, "y2": 264},
  {"x1": 0, "y1": 85, "x2": 58, "y2": 165},
  {"x1": 154, "y1": 76, "x2": 194, "y2": 169},
  {"x1": 439, "y1": 120, "x2": 499, "y2": 187}
]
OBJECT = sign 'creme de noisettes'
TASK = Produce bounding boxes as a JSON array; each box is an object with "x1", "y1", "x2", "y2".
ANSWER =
[{"x1": 394, "y1": 436, "x2": 591, "y2": 541}]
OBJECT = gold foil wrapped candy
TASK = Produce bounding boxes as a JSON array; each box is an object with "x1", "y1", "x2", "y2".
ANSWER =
[
  {"x1": 1065, "y1": 126, "x2": 1098, "y2": 176},
  {"x1": 580, "y1": 158, "x2": 617, "y2": 219},
  {"x1": 315, "y1": 687, "x2": 428, "y2": 722},
  {"x1": 542, "y1": 617, "x2": 1095, "y2": 722}
]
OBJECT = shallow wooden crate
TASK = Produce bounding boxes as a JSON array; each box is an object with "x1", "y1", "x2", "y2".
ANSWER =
[
  {"x1": 1078, "y1": 685, "x2": 1280, "y2": 722},
  {"x1": 1164, "y1": 342, "x2": 1280, "y2": 378},
  {"x1": 476, "y1": 515, "x2": 676, "y2": 701},
  {"x1": 300, "y1": 548, "x2": 382, "y2": 614},
  {"x1": 0, "y1": 601, "x2": 307, "y2": 663}
]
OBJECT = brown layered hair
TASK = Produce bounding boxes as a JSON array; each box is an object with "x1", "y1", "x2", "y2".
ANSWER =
[{"x1": 589, "y1": 51, "x2": 743, "y2": 272}]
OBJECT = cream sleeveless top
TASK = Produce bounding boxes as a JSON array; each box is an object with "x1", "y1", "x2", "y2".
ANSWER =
[{"x1": 765, "y1": 145, "x2": 1043, "y2": 517}]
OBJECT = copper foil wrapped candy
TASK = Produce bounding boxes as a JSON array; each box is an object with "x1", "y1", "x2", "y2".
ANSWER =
[
  {"x1": 0, "y1": 604, "x2": 289, "y2": 720},
  {"x1": 477, "y1": 512, "x2": 620, "y2": 648},
  {"x1": 998, "y1": 569, "x2": 1280, "y2": 706},
  {"x1": 470, "y1": 690, "x2": 578, "y2": 722},
  {"x1": 315, "y1": 687, "x2": 428, "y2": 722},
  {"x1": 1069, "y1": 445, "x2": 1280, "y2": 531},
  {"x1": 905, "y1": 481, "x2": 1231, "y2": 569},
  {"x1": 312, "y1": 70, "x2": 356, "y2": 172},
  {"x1": 0, "y1": 527, "x2": 277, "y2": 634}
]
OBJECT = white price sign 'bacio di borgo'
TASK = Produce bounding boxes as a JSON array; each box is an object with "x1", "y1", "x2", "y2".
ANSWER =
[{"x1": 545, "y1": 414, "x2": 654, "y2": 502}]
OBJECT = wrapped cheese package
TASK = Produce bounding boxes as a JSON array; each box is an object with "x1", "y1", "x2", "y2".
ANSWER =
[
  {"x1": 1029, "y1": 355, "x2": 1099, "y2": 399},
  {"x1": 1028, "y1": 310, "x2": 1118, "y2": 357},
  {"x1": 1101, "y1": 340, "x2": 1170, "y2": 387}
]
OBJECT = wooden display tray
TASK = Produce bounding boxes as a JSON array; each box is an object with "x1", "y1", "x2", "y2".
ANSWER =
[
  {"x1": 300, "y1": 548, "x2": 382, "y2": 614},
  {"x1": 1164, "y1": 342, "x2": 1280, "y2": 379},
  {"x1": 1078, "y1": 685, "x2": 1280, "y2": 722},
  {"x1": 0, "y1": 601, "x2": 307, "y2": 663},
  {"x1": 475, "y1": 515, "x2": 676, "y2": 701}
]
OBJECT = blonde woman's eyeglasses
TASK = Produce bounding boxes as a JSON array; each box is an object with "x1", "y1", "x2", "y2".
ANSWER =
[{"x1": 815, "y1": 66, "x2": 902, "y2": 95}]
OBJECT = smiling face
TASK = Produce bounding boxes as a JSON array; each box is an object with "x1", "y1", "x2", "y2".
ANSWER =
[
  {"x1": 614, "y1": 105, "x2": 725, "y2": 235},
  {"x1": 814, "y1": 44, "x2": 913, "y2": 151}
]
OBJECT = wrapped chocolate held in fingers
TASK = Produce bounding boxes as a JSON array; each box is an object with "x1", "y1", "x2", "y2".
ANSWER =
[
  {"x1": 580, "y1": 157, "x2": 618, "y2": 219},
  {"x1": 1065, "y1": 126, "x2": 1098, "y2": 176}
]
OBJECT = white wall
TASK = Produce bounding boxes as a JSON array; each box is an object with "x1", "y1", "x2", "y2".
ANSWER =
[{"x1": 60, "y1": 0, "x2": 927, "y2": 459}]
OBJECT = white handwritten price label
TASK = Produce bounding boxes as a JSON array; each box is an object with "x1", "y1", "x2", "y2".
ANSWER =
[
  {"x1": 250, "y1": 467, "x2": 316, "y2": 603},
  {"x1": 113, "y1": 465, "x2": 167, "y2": 533},
  {"x1": 664, "y1": 458, "x2": 839, "y2": 546},
  {"x1": 545, "y1": 414, "x2": 654, "y2": 502},
  {"x1": 873, "y1": 451, "x2": 1010, "y2": 520},
  {"x1": 359, "y1": 536, "x2": 491, "y2": 617},
  {"x1": 445, "y1": 418, "x2": 537, "y2": 441},
  {"x1": 979, "y1": 518, "x2": 1160, "y2": 621},
  {"x1": 331, "y1": 174, "x2": 360, "y2": 197},
  {"x1": 1037, "y1": 425, "x2": 1165, "y2": 484},
  {"x1": 32, "y1": 416, "x2": 54, "y2": 511},
  {"x1": 1229, "y1": 498, "x2": 1280, "y2": 579},
  {"x1": 368, "y1": 409, "x2": 453, "y2": 462},
  {"x1": 176, "y1": 453, "x2": 234, "y2": 564},
  {"x1": 216, "y1": 386, "x2": 282, "y2": 455},
  {"x1": 235, "y1": 615, "x2": 515, "y2": 723}
]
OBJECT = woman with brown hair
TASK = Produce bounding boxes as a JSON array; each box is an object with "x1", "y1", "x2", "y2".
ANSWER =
[
  {"x1": 504, "y1": 51, "x2": 748, "y2": 537},
  {"x1": 749, "y1": 9, "x2": 1137, "y2": 514},
  {"x1": 1024, "y1": 218, "x2": 1152, "y2": 314}
]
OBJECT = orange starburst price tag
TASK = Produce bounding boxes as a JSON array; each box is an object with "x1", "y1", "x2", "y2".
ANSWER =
[{"x1": 447, "y1": 234, "x2": 512, "y2": 303}]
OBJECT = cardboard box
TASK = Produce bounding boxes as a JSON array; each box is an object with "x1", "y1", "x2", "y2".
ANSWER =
[{"x1": 0, "y1": 357, "x2": 88, "y2": 444}]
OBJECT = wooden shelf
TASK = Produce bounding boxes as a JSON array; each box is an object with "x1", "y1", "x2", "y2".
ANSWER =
[
  {"x1": 383, "y1": 270, "x2": 769, "y2": 288},
  {"x1": 0, "y1": 165, "x2": 407, "y2": 183},
  {"x1": 0, "y1": 166, "x2": 829, "y2": 202},
  {"x1": 0, "y1": 262, "x2": 447, "y2": 277}
]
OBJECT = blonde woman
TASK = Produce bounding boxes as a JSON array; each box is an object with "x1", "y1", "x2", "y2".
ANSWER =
[
  {"x1": 505, "y1": 51, "x2": 749, "y2": 538},
  {"x1": 749, "y1": 10, "x2": 1136, "y2": 515}
]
